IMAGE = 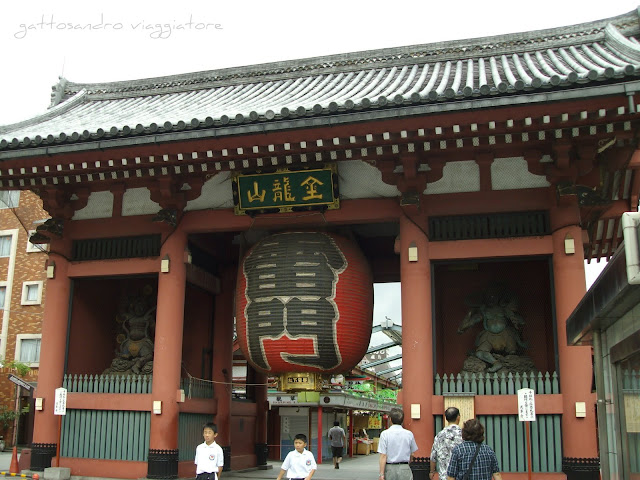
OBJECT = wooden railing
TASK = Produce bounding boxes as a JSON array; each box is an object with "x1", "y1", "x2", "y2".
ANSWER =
[
  {"x1": 61, "y1": 409, "x2": 150, "y2": 460},
  {"x1": 180, "y1": 377, "x2": 214, "y2": 399},
  {"x1": 434, "y1": 414, "x2": 562, "y2": 473},
  {"x1": 434, "y1": 371, "x2": 559, "y2": 395},
  {"x1": 62, "y1": 374, "x2": 152, "y2": 393}
]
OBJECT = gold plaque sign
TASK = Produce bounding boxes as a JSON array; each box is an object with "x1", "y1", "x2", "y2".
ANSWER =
[
  {"x1": 279, "y1": 372, "x2": 320, "y2": 391},
  {"x1": 232, "y1": 164, "x2": 339, "y2": 215}
]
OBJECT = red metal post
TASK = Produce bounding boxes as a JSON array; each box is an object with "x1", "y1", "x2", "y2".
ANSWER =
[
  {"x1": 348, "y1": 410, "x2": 354, "y2": 457},
  {"x1": 526, "y1": 421, "x2": 532, "y2": 480},
  {"x1": 317, "y1": 406, "x2": 323, "y2": 464}
]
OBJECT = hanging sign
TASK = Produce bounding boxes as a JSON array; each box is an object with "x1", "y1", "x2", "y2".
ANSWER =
[
  {"x1": 54, "y1": 387, "x2": 67, "y2": 415},
  {"x1": 517, "y1": 388, "x2": 536, "y2": 422},
  {"x1": 232, "y1": 164, "x2": 339, "y2": 215},
  {"x1": 7, "y1": 374, "x2": 32, "y2": 392}
]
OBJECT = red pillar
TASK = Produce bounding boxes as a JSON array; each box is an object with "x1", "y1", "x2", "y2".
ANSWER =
[
  {"x1": 551, "y1": 199, "x2": 598, "y2": 457},
  {"x1": 33, "y1": 237, "x2": 72, "y2": 444},
  {"x1": 253, "y1": 369, "x2": 268, "y2": 466},
  {"x1": 254, "y1": 370, "x2": 268, "y2": 444},
  {"x1": 348, "y1": 410, "x2": 353, "y2": 457},
  {"x1": 399, "y1": 213, "x2": 433, "y2": 456},
  {"x1": 213, "y1": 267, "x2": 235, "y2": 446},
  {"x1": 149, "y1": 230, "x2": 187, "y2": 449},
  {"x1": 317, "y1": 406, "x2": 323, "y2": 464}
]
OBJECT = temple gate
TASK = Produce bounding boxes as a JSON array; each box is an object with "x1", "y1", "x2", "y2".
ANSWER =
[{"x1": 2, "y1": 7, "x2": 640, "y2": 479}]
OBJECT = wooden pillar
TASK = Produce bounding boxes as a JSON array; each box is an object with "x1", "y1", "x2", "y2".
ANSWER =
[
  {"x1": 550, "y1": 199, "x2": 598, "y2": 458},
  {"x1": 399, "y1": 213, "x2": 432, "y2": 455},
  {"x1": 253, "y1": 369, "x2": 268, "y2": 466},
  {"x1": 149, "y1": 230, "x2": 187, "y2": 449},
  {"x1": 253, "y1": 370, "x2": 268, "y2": 443},
  {"x1": 33, "y1": 237, "x2": 72, "y2": 445},
  {"x1": 213, "y1": 266, "x2": 235, "y2": 460},
  {"x1": 348, "y1": 410, "x2": 353, "y2": 457},
  {"x1": 317, "y1": 406, "x2": 323, "y2": 464}
]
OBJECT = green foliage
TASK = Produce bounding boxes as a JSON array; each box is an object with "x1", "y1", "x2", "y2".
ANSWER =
[
  {"x1": 0, "y1": 404, "x2": 28, "y2": 436},
  {"x1": 3, "y1": 360, "x2": 31, "y2": 377}
]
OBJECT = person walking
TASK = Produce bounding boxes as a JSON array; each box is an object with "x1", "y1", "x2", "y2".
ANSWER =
[
  {"x1": 430, "y1": 407, "x2": 463, "y2": 479},
  {"x1": 328, "y1": 420, "x2": 346, "y2": 469},
  {"x1": 446, "y1": 419, "x2": 502, "y2": 480},
  {"x1": 276, "y1": 433, "x2": 317, "y2": 480},
  {"x1": 378, "y1": 408, "x2": 419, "y2": 480}
]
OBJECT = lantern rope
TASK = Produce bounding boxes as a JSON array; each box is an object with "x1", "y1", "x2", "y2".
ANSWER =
[{"x1": 181, "y1": 368, "x2": 276, "y2": 399}]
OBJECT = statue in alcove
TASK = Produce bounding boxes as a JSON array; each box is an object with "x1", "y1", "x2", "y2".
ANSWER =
[
  {"x1": 457, "y1": 283, "x2": 531, "y2": 374},
  {"x1": 103, "y1": 287, "x2": 156, "y2": 375}
]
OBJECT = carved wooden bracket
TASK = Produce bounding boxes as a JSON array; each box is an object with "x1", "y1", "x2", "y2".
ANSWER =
[
  {"x1": 523, "y1": 150, "x2": 546, "y2": 176},
  {"x1": 574, "y1": 143, "x2": 597, "y2": 177},
  {"x1": 545, "y1": 142, "x2": 578, "y2": 185},
  {"x1": 37, "y1": 187, "x2": 89, "y2": 220},
  {"x1": 148, "y1": 177, "x2": 204, "y2": 212},
  {"x1": 376, "y1": 153, "x2": 443, "y2": 193}
]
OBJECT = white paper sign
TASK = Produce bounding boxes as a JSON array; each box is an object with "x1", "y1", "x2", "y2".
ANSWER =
[
  {"x1": 517, "y1": 388, "x2": 536, "y2": 422},
  {"x1": 54, "y1": 387, "x2": 67, "y2": 415}
]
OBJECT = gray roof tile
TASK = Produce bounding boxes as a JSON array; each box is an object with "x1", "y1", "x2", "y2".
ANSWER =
[{"x1": 1, "y1": 9, "x2": 640, "y2": 152}]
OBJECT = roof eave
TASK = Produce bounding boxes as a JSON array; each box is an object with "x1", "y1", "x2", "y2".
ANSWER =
[
  {"x1": 566, "y1": 244, "x2": 640, "y2": 346},
  {"x1": 2, "y1": 81, "x2": 638, "y2": 161}
]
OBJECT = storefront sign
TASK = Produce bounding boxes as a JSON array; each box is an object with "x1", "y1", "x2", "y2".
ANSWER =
[
  {"x1": 232, "y1": 165, "x2": 339, "y2": 215},
  {"x1": 268, "y1": 394, "x2": 299, "y2": 406}
]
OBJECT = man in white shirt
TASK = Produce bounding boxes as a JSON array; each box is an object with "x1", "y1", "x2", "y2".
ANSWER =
[{"x1": 378, "y1": 408, "x2": 419, "y2": 480}]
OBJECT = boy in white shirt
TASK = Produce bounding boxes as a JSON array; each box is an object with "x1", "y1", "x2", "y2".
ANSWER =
[
  {"x1": 194, "y1": 422, "x2": 224, "y2": 480},
  {"x1": 276, "y1": 433, "x2": 317, "y2": 480}
]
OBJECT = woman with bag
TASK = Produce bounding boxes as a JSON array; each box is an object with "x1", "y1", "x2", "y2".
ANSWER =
[{"x1": 446, "y1": 419, "x2": 502, "y2": 480}]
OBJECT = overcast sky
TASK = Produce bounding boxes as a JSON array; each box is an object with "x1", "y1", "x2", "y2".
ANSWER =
[
  {"x1": 1, "y1": 0, "x2": 638, "y2": 125},
  {"x1": 0, "y1": 1, "x2": 626, "y2": 360}
]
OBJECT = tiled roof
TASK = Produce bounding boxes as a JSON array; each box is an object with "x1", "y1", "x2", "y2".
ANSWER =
[{"x1": 1, "y1": 9, "x2": 640, "y2": 153}]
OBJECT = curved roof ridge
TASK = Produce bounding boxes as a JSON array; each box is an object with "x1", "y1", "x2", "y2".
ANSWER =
[
  {"x1": 58, "y1": 9, "x2": 640, "y2": 102},
  {"x1": 0, "y1": 90, "x2": 87, "y2": 136},
  {"x1": 605, "y1": 22, "x2": 640, "y2": 62}
]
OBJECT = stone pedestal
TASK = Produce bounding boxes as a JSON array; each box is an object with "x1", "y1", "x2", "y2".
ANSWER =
[{"x1": 44, "y1": 467, "x2": 71, "y2": 480}]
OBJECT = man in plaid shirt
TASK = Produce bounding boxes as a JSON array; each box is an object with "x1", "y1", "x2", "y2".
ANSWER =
[{"x1": 446, "y1": 419, "x2": 502, "y2": 480}]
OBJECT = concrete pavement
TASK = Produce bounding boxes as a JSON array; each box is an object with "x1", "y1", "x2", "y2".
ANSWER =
[
  {"x1": 224, "y1": 453, "x2": 381, "y2": 480},
  {"x1": 0, "y1": 450, "x2": 15, "y2": 472},
  {"x1": 0, "y1": 450, "x2": 385, "y2": 480}
]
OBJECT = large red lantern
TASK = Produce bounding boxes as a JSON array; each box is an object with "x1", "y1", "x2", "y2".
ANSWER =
[{"x1": 236, "y1": 231, "x2": 373, "y2": 380}]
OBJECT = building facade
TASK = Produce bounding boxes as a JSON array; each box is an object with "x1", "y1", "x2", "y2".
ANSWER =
[
  {"x1": 0, "y1": 190, "x2": 48, "y2": 447},
  {"x1": 567, "y1": 212, "x2": 640, "y2": 480},
  {"x1": 1, "y1": 7, "x2": 640, "y2": 479}
]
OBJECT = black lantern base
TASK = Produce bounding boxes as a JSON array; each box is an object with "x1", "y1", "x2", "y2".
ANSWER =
[
  {"x1": 30, "y1": 443, "x2": 57, "y2": 472},
  {"x1": 222, "y1": 446, "x2": 231, "y2": 472},
  {"x1": 562, "y1": 457, "x2": 600, "y2": 480},
  {"x1": 147, "y1": 449, "x2": 178, "y2": 479},
  {"x1": 409, "y1": 457, "x2": 431, "y2": 480}
]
